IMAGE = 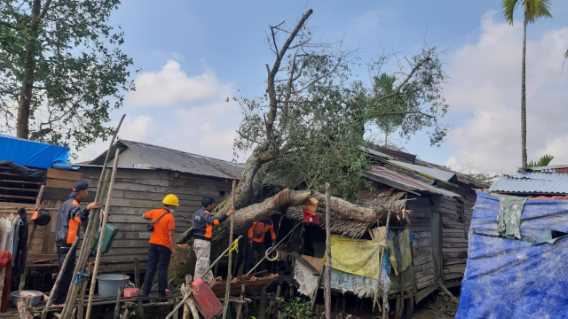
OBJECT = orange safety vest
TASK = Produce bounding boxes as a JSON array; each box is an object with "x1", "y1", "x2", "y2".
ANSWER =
[
  {"x1": 247, "y1": 221, "x2": 276, "y2": 244},
  {"x1": 66, "y1": 200, "x2": 82, "y2": 245}
]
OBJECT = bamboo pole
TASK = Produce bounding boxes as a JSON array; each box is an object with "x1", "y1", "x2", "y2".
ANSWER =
[
  {"x1": 324, "y1": 183, "x2": 331, "y2": 319},
  {"x1": 222, "y1": 180, "x2": 237, "y2": 319},
  {"x1": 59, "y1": 115, "x2": 126, "y2": 318},
  {"x1": 85, "y1": 148, "x2": 120, "y2": 319}
]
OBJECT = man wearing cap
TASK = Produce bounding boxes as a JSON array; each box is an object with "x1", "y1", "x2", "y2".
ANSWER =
[
  {"x1": 53, "y1": 180, "x2": 100, "y2": 305},
  {"x1": 141, "y1": 194, "x2": 179, "y2": 297}
]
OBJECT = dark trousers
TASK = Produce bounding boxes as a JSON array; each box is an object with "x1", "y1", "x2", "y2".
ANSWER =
[
  {"x1": 54, "y1": 243, "x2": 77, "y2": 304},
  {"x1": 142, "y1": 244, "x2": 171, "y2": 296},
  {"x1": 245, "y1": 242, "x2": 266, "y2": 273}
]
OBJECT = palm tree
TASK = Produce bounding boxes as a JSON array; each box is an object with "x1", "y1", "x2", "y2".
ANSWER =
[
  {"x1": 503, "y1": 0, "x2": 552, "y2": 170},
  {"x1": 527, "y1": 154, "x2": 554, "y2": 168}
]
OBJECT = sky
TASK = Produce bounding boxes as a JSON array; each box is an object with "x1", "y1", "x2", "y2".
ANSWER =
[{"x1": 78, "y1": 0, "x2": 568, "y2": 174}]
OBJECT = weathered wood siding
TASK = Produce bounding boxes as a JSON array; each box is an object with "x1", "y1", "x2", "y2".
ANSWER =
[
  {"x1": 435, "y1": 196, "x2": 468, "y2": 285},
  {"x1": 406, "y1": 197, "x2": 436, "y2": 301},
  {"x1": 79, "y1": 166, "x2": 233, "y2": 271}
]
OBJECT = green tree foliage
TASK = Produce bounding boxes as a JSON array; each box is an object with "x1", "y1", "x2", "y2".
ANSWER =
[
  {"x1": 234, "y1": 10, "x2": 448, "y2": 200},
  {"x1": 502, "y1": 0, "x2": 552, "y2": 169},
  {"x1": 0, "y1": 0, "x2": 133, "y2": 150},
  {"x1": 235, "y1": 53, "x2": 368, "y2": 199},
  {"x1": 364, "y1": 48, "x2": 448, "y2": 146},
  {"x1": 528, "y1": 154, "x2": 554, "y2": 168}
]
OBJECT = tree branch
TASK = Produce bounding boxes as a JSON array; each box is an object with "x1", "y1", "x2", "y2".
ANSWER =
[
  {"x1": 40, "y1": 0, "x2": 53, "y2": 19},
  {"x1": 265, "y1": 9, "x2": 313, "y2": 145},
  {"x1": 374, "y1": 56, "x2": 431, "y2": 104}
]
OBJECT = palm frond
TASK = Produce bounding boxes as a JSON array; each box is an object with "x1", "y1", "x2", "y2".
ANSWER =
[
  {"x1": 528, "y1": 154, "x2": 554, "y2": 168},
  {"x1": 503, "y1": 0, "x2": 519, "y2": 24},
  {"x1": 525, "y1": 0, "x2": 552, "y2": 23}
]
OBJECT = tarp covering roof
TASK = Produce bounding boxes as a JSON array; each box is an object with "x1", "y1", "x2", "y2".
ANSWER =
[
  {"x1": 490, "y1": 172, "x2": 568, "y2": 195},
  {"x1": 90, "y1": 139, "x2": 243, "y2": 180},
  {"x1": 0, "y1": 135, "x2": 70, "y2": 169},
  {"x1": 456, "y1": 192, "x2": 568, "y2": 318}
]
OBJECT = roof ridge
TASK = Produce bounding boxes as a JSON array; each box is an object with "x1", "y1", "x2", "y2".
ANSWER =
[{"x1": 119, "y1": 139, "x2": 241, "y2": 167}]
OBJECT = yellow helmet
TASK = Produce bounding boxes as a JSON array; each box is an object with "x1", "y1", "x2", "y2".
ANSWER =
[{"x1": 162, "y1": 194, "x2": 180, "y2": 207}]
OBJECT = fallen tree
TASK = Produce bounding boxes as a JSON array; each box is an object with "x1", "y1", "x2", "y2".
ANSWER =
[{"x1": 191, "y1": 8, "x2": 445, "y2": 241}]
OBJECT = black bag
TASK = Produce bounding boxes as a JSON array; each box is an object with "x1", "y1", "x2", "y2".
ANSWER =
[{"x1": 147, "y1": 210, "x2": 169, "y2": 232}]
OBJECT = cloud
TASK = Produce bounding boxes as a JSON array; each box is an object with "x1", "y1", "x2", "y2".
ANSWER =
[
  {"x1": 77, "y1": 115, "x2": 154, "y2": 161},
  {"x1": 78, "y1": 60, "x2": 242, "y2": 162},
  {"x1": 445, "y1": 13, "x2": 568, "y2": 173},
  {"x1": 127, "y1": 59, "x2": 232, "y2": 107}
]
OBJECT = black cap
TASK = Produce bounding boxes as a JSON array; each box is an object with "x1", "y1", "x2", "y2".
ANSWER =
[
  {"x1": 73, "y1": 180, "x2": 89, "y2": 192},
  {"x1": 201, "y1": 196, "x2": 215, "y2": 208}
]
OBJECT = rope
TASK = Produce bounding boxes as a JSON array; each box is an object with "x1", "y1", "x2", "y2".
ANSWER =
[{"x1": 246, "y1": 221, "x2": 303, "y2": 276}]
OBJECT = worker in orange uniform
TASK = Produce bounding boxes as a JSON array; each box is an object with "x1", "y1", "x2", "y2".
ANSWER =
[
  {"x1": 190, "y1": 197, "x2": 233, "y2": 281},
  {"x1": 246, "y1": 218, "x2": 277, "y2": 272},
  {"x1": 53, "y1": 180, "x2": 100, "y2": 305},
  {"x1": 141, "y1": 194, "x2": 178, "y2": 297}
]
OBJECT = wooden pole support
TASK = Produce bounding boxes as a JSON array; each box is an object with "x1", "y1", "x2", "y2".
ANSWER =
[
  {"x1": 222, "y1": 180, "x2": 237, "y2": 319},
  {"x1": 85, "y1": 148, "x2": 121, "y2": 319},
  {"x1": 324, "y1": 183, "x2": 331, "y2": 319}
]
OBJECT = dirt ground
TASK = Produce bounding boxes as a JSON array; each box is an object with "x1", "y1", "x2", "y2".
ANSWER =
[{"x1": 411, "y1": 292, "x2": 458, "y2": 319}]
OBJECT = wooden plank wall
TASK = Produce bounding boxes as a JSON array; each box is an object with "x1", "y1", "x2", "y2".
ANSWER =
[
  {"x1": 79, "y1": 167, "x2": 233, "y2": 272},
  {"x1": 436, "y1": 196, "x2": 468, "y2": 284},
  {"x1": 406, "y1": 197, "x2": 436, "y2": 298}
]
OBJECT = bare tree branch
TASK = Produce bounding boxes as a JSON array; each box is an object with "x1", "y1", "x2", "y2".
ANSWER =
[{"x1": 265, "y1": 9, "x2": 313, "y2": 145}]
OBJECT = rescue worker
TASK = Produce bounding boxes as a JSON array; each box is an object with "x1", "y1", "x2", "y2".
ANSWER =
[
  {"x1": 53, "y1": 180, "x2": 100, "y2": 305},
  {"x1": 141, "y1": 194, "x2": 178, "y2": 297},
  {"x1": 245, "y1": 218, "x2": 277, "y2": 272},
  {"x1": 190, "y1": 197, "x2": 233, "y2": 281}
]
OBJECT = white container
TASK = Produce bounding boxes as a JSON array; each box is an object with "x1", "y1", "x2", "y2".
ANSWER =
[{"x1": 97, "y1": 273, "x2": 129, "y2": 298}]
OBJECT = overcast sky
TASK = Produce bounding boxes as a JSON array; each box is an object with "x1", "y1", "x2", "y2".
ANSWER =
[{"x1": 77, "y1": 0, "x2": 568, "y2": 174}]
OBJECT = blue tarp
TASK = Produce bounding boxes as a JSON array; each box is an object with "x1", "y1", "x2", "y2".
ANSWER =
[
  {"x1": 456, "y1": 192, "x2": 568, "y2": 319},
  {"x1": 0, "y1": 135, "x2": 71, "y2": 169}
]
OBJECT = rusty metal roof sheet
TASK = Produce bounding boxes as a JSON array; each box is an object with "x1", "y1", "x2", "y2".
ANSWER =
[{"x1": 365, "y1": 165, "x2": 460, "y2": 197}]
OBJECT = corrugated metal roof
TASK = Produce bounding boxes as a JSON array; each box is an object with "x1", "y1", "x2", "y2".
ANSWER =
[
  {"x1": 490, "y1": 172, "x2": 568, "y2": 195},
  {"x1": 365, "y1": 165, "x2": 460, "y2": 197},
  {"x1": 91, "y1": 140, "x2": 243, "y2": 180},
  {"x1": 388, "y1": 159, "x2": 456, "y2": 182}
]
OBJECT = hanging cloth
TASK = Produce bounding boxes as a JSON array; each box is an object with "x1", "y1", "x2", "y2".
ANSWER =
[{"x1": 497, "y1": 196, "x2": 526, "y2": 239}]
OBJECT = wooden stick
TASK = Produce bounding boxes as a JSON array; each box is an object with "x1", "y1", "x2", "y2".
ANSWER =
[
  {"x1": 222, "y1": 180, "x2": 237, "y2": 319},
  {"x1": 324, "y1": 183, "x2": 331, "y2": 319},
  {"x1": 85, "y1": 148, "x2": 120, "y2": 319},
  {"x1": 113, "y1": 287, "x2": 122, "y2": 319},
  {"x1": 165, "y1": 235, "x2": 243, "y2": 319},
  {"x1": 382, "y1": 210, "x2": 392, "y2": 319},
  {"x1": 235, "y1": 284, "x2": 246, "y2": 319},
  {"x1": 60, "y1": 115, "x2": 125, "y2": 318},
  {"x1": 20, "y1": 185, "x2": 45, "y2": 291},
  {"x1": 41, "y1": 237, "x2": 79, "y2": 319}
]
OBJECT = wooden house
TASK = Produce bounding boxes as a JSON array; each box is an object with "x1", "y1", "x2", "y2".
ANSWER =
[
  {"x1": 77, "y1": 139, "x2": 242, "y2": 271},
  {"x1": 277, "y1": 145, "x2": 482, "y2": 312}
]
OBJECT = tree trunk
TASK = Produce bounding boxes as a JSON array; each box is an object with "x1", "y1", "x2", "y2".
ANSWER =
[
  {"x1": 16, "y1": 0, "x2": 42, "y2": 139},
  {"x1": 521, "y1": 19, "x2": 528, "y2": 170}
]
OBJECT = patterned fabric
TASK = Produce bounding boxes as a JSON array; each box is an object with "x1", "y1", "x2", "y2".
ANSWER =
[
  {"x1": 496, "y1": 195, "x2": 526, "y2": 239},
  {"x1": 193, "y1": 239, "x2": 213, "y2": 281}
]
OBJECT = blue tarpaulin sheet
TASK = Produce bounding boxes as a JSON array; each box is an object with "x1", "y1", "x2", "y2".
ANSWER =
[
  {"x1": 456, "y1": 192, "x2": 568, "y2": 319},
  {"x1": 0, "y1": 135, "x2": 71, "y2": 169}
]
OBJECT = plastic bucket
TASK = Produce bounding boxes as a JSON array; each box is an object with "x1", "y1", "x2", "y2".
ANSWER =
[{"x1": 97, "y1": 274, "x2": 129, "y2": 298}]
